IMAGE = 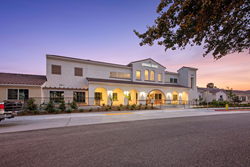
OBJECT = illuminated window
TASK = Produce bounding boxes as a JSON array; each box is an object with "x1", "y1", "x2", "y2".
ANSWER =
[
  {"x1": 150, "y1": 71, "x2": 154, "y2": 81},
  {"x1": 158, "y1": 73, "x2": 162, "y2": 82},
  {"x1": 145, "y1": 70, "x2": 149, "y2": 80},
  {"x1": 113, "y1": 93, "x2": 118, "y2": 100},
  {"x1": 118, "y1": 72, "x2": 123, "y2": 78},
  {"x1": 124, "y1": 73, "x2": 130, "y2": 78},
  {"x1": 110, "y1": 72, "x2": 116, "y2": 77},
  {"x1": 136, "y1": 71, "x2": 141, "y2": 80}
]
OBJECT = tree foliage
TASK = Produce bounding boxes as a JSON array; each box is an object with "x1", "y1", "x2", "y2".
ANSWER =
[{"x1": 134, "y1": 0, "x2": 250, "y2": 59}]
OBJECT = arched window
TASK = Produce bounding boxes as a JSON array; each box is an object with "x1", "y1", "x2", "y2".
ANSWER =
[
  {"x1": 150, "y1": 71, "x2": 155, "y2": 81},
  {"x1": 145, "y1": 70, "x2": 149, "y2": 80}
]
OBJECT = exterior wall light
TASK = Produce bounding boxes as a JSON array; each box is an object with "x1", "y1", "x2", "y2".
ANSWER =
[{"x1": 108, "y1": 91, "x2": 113, "y2": 96}]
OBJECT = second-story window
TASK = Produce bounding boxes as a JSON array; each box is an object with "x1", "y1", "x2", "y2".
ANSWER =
[
  {"x1": 118, "y1": 72, "x2": 123, "y2": 78},
  {"x1": 110, "y1": 72, "x2": 116, "y2": 78},
  {"x1": 150, "y1": 71, "x2": 155, "y2": 81},
  {"x1": 145, "y1": 70, "x2": 149, "y2": 80},
  {"x1": 136, "y1": 71, "x2": 141, "y2": 80},
  {"x1": 75, "y1": 67, "x2": 83, "y2": 76},
  {"x1": 52, "y1": 65, "x2": 61, "y2": 75},
  {"x1": 124, "y1": 73, "x2": 130, "y2": 79},
  {"x1": 158, "y1": 73, "x2": 162, "y2": 82},
  {"x1": 174, "y1": 78, "x2": 177, "y2": 83}
]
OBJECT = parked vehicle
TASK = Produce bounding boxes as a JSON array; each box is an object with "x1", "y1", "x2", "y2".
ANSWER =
[{"x1": 0, "y1": 102, "x2": 18, "y2": 122}]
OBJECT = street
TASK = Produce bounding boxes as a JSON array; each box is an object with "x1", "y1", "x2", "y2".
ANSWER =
[{"x1": 1, "y1": 113, "x2": 250, "y2": 167}]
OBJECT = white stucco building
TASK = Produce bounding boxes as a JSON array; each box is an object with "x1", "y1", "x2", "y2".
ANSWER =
[
  {"x1": 43, "y1": 54, "x2": 199, "y2": 105},
  {"x1": 0, "y1": 54, "x2": 200, "y2": 106}
]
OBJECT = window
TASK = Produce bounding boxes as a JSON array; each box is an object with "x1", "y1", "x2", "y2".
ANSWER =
[
  {"x1": 19, "y1": 89, "x2": 29, "y2": 100},
  {"x1": 118, "y1": 72, "x2": 123, "y2": 78},
  {"x1": 170, "y1": 78, "x2": 177, "y2": 83},
  {"x1": 52, "y1": 65, "x2": 61, "y2": 75},
  {"x1": 145, "y1": 70, "x2": 149, "y2": 80},
  {"x1": 150, "y1": 71, "x2": 155, "y2": 81},
  {"x1": 95, "y1": 92, "x2": 102, "y2": 100},
  {"x1": 220, "y1": 95, "x2": 223, "y2": 98},
  {"x1": 124, "y1": 73, "x2": 130, "y2": 79},
  {"x1": 173, "y1": 95, "x2": 178, "y2": 100},
  {"x1": 242, "y1": 96, "x2": 246, "y2": 101},
  {"x1": 155, "y1": 94, "x2": 162, "y2": 100},
  {"x1": 73, "y1": 92, "x2": 85, "y2": 103},
  {"x1": 75, "y1": 67, "x2": 83, "y2": 76},
  {"x1": 8, "y1": 89, "x2": 18, "y2": 100},
  {"x1": 113, "y1": 93, "x2": 118, "y2": 100},
  {"x1": 50, "y1": 91, "x2": 64, "y2": 103},
  {"x1": 158, "y1": 73, "x2": 162, "y2": 82},
  {"x1": 136, "y1": 71, "x2": 141, "y2": 80},
  {"x1": 165, "y1": 77, "x2": 169, "y2": 83},
  {"x1": 110, "y1": 72, "x2": 116, "y2": 77},
  {"x1": 8, "y1": 89, "x2": 29, "y2": 100}
]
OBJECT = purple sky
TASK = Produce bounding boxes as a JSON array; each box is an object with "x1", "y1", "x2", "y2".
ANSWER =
[{"x1": 1, "y1": 0, "x2": 249, "y2": 90}]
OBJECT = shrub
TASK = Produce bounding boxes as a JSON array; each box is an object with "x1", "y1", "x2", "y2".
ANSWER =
[
  {"x1": 130, "y1": 106, "x2": 134, "y2": 110},
  {"x1": 59, "y1": 100, "x2": 66, "y2": 111},
  {"x1": 26, "y1": 98, "x2": 37, "y2": 111},
  {"x1": 45, "y1": 100, "x2": 55, "y2": 113},
  {"x1": 89, "y1": 108, "x2": 92, "y2": 112},
  {"x1": 79, "y1": 109, "x2": 84, "y2": 112},
  {"x1": 107, "y1": 105, "x2": 110, "y2": 107},
  {"x1": 109, "y1": 106, "x2": 112, "y2": 109},
  {"x1": 138, "y1": 105, "x2": 141, "y2": 110},
  {"x1": 33, "y1": 110, "x2": 39, "y2": 114},
  {"x1": 44, "y1": 110, "x2": 48, "y2": 114},
  {"x1": 126, "y1": 105, "x2": 129, "y2": 109},
  {"x1": 66, "y1": 109, "x2": 73, "y2": 113},
  {"x1": 102, "y1": 103, "x2": 105, "y2": 106},
  {"x1": 97, "y1": 107, "x2": 100, "y2": 110},
  {"x1": 140, "y1": 103, "x2": 142, "y2": 106},
  {"x1": 132, "y1": 104, "x2": 136, "y2": 108},
  {"x1": 117, "y1": 106, "x2": 121, "y2": 111},
  {"x1": 120, "y1": 104, "x2": 123, "y2": 107},
  {"x1": 105, "y1": 107, "x2": 109, "y2": 111},
  {"x1": 55, "y1": 109, "x2": 61, "y2": 114},
  {"x1": 70, "y1": 101, "x2": 78, "y2": 110},
  {"x1": 145, "y1": 106, "x2": 148, "y2": 109},
  {"x1": 151, "y1": 106, "x2": 154, "y2": 109}
]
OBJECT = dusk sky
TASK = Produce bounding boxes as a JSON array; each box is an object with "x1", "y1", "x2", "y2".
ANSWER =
[{"x1": 1, "y1": 0, "x2": 249, "y2": 90}]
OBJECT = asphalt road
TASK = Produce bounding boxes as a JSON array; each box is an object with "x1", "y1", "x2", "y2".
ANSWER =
[{"x1": 1, "y1": 113, "x2": 250, "y2": 167}]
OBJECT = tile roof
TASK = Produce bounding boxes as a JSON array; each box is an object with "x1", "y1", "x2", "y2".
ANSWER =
[
  {"x1": 0, "y1": 73, "x2": 47, "y2": 86},
  {"x1": 86, "y1": 77, "x2": 189, "y2": 88}
]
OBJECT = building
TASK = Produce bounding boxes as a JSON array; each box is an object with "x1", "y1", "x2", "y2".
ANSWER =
[
  {"x1": 0, "y1": 54, "x2": 199, "y2": 106},
  {"x1": 198, "y1": 87, "x2": 250, "y2": 104}
]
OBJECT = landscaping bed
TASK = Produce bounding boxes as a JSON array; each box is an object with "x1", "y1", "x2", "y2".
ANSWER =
[{"x1": 17, "y1": 104, "x2": 159, "y2": 116}]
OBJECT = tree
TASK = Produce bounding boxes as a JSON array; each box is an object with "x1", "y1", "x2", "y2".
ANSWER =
[
  {"x1": 226, "y1": 87, "x2": 241, "y2": 109},
  {"x1": 59, "y1": 100, "x2": 66, "y2": 111},
  {"x1": 108, "y1": 95, "x2": 117, "y2": 106},
  {"x1": 134, "y1": 0, "x2": 250, "y2": 59},
  {"x1": 124, "y1": 94, "x2": 131, "y2": 105},
  {"x1": 70, "y1": 101, "x2": 78, "y2": 110}
]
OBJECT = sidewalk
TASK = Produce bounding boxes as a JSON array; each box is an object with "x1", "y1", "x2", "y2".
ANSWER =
[{"x1": 1, "y1": 108, "x2": 250, "y2": 134}]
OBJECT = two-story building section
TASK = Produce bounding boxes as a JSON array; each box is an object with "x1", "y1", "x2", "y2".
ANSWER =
[{"x1": 42, "y1": 54, "x2": 199, "y2": 106}]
